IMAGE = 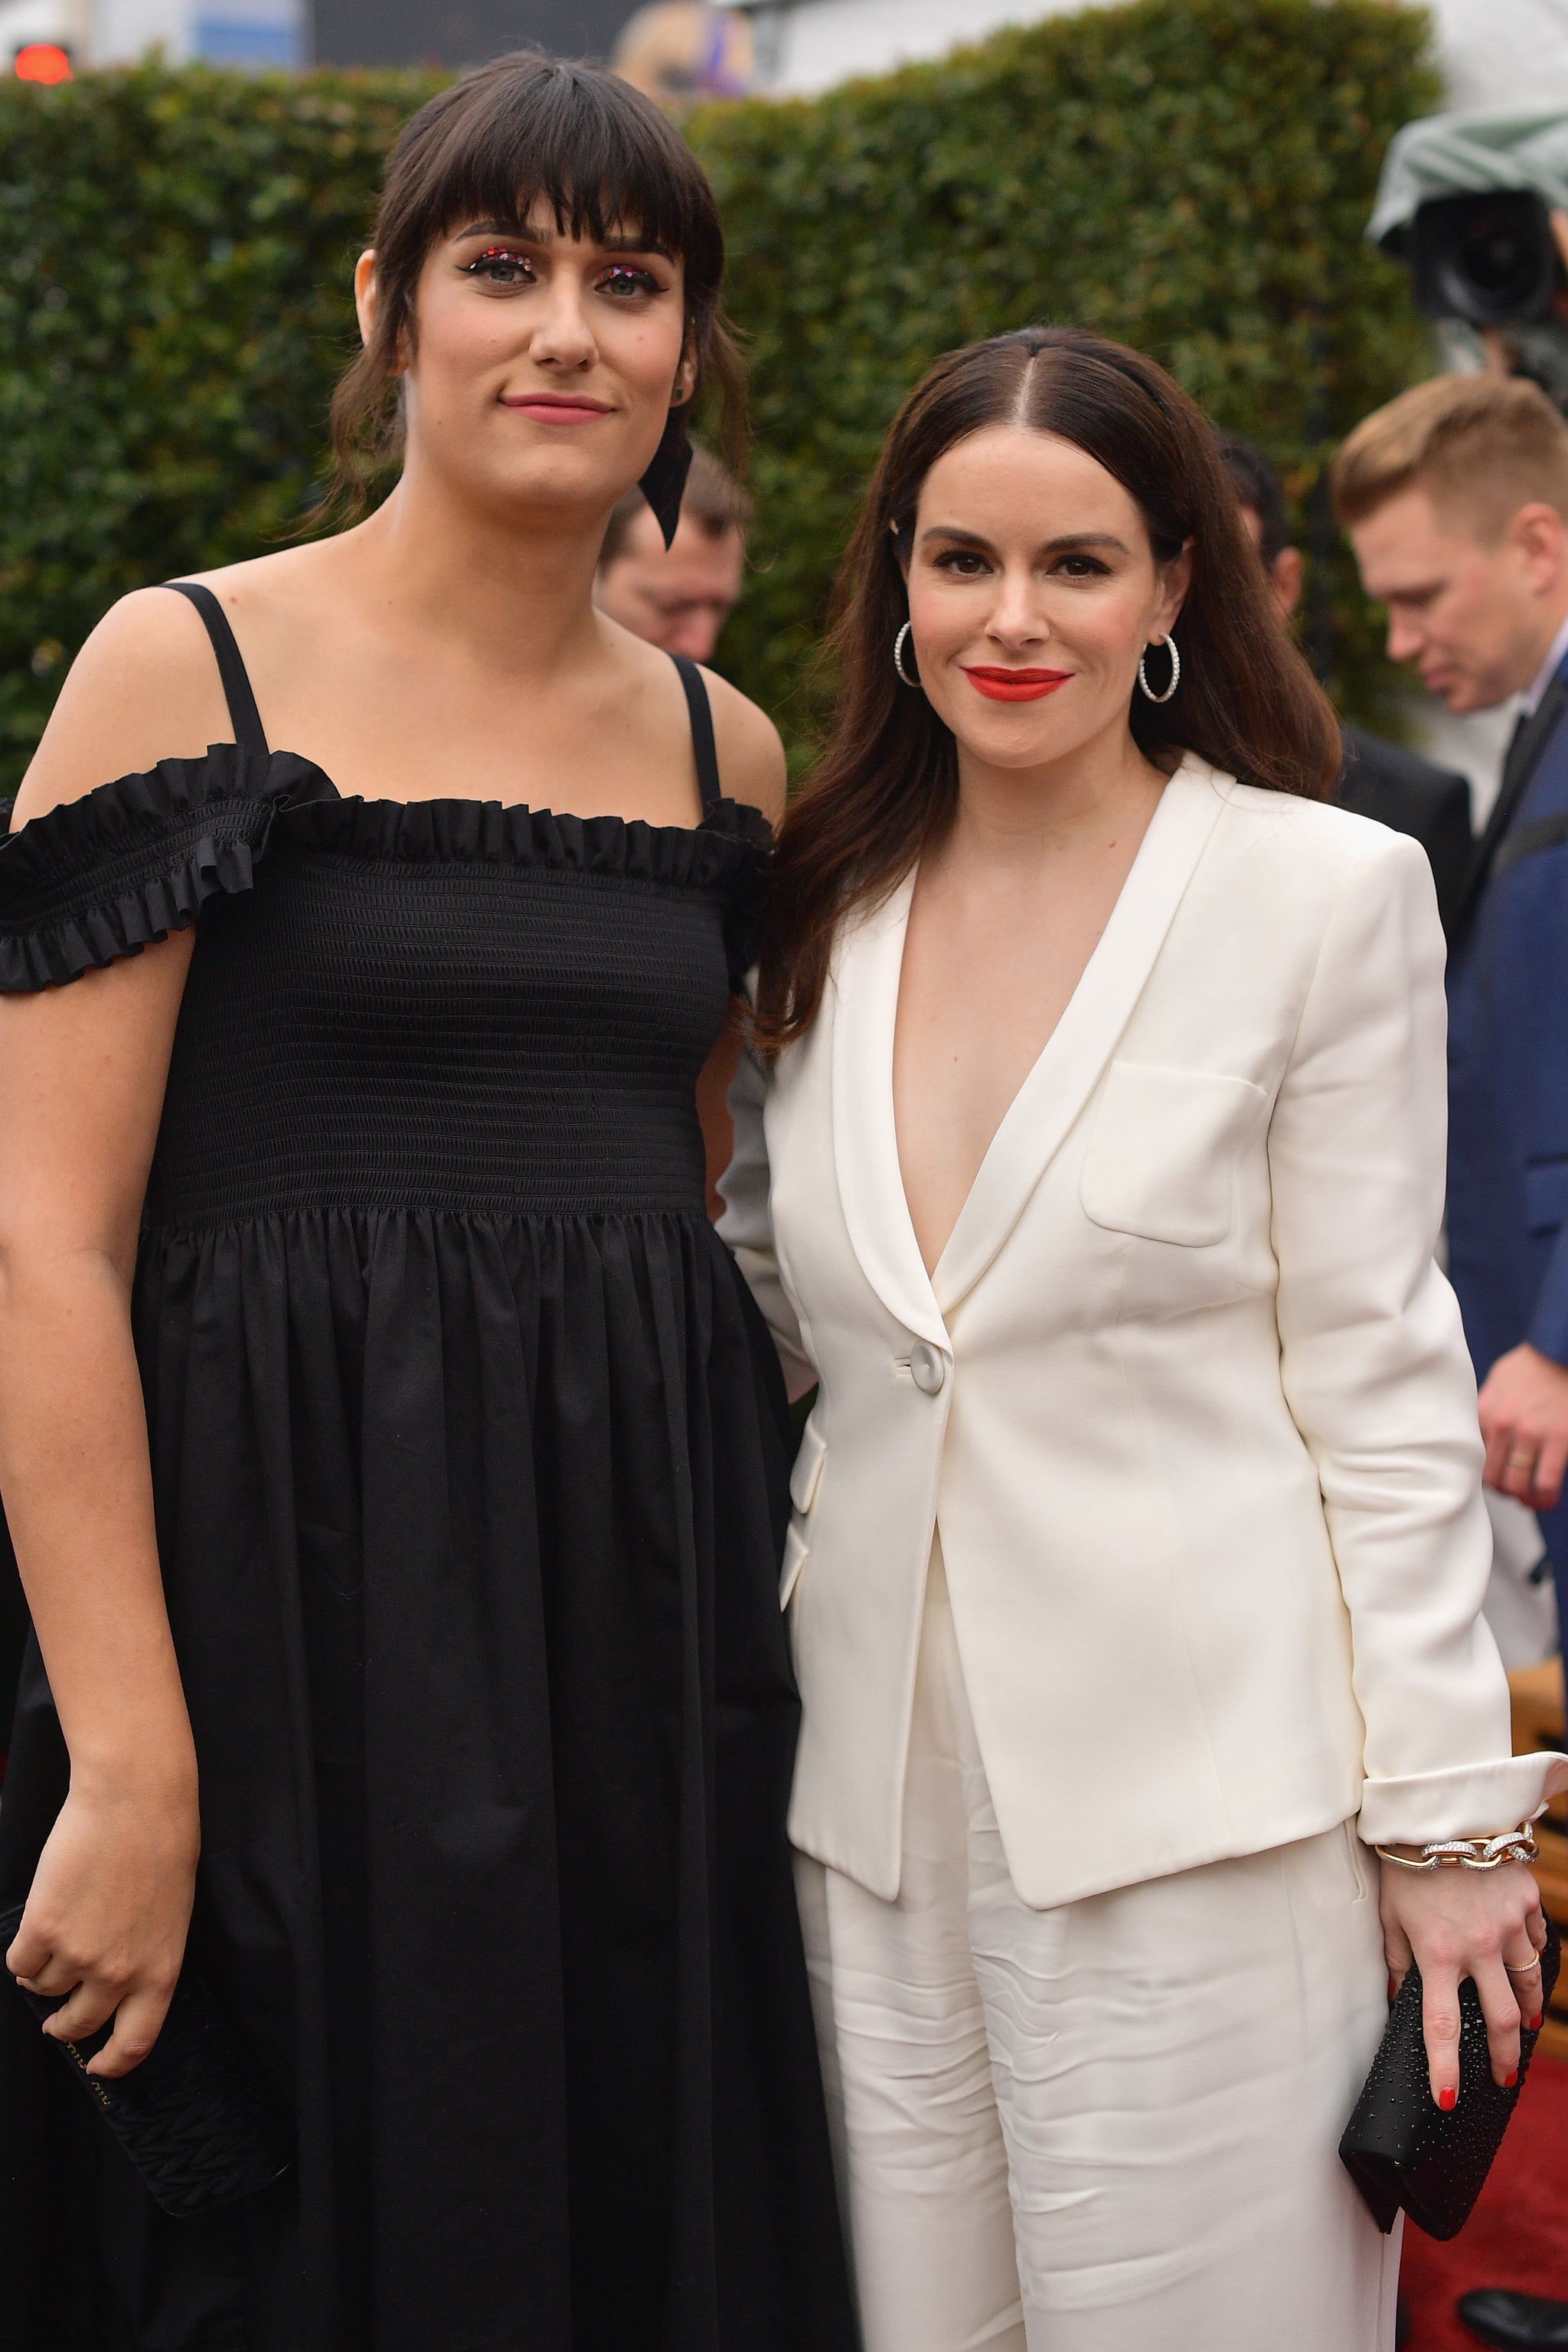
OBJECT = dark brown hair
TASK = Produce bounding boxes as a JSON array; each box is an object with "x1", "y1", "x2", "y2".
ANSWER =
[
  {"x1": 754, "y1": 325, "x2": 1341, "y2": 1049},
  {"x1": 598, "y1": 442, "x2": 753, "y2": 567},
  {"x1": 325, "y1": 52, "x2": 745, "y2": 523}
]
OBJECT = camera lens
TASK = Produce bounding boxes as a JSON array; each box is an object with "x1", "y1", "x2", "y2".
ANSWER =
[
  {"x1": 1442, "y1": 204, "x2": 1544, "y2": 318},
  {"x1": 1409, "y1": 191, "x2": 1560, "y2": 326}
]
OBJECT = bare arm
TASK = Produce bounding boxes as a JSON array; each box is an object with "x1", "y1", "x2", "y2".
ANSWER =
[{"x1": 0, "y1": 588, "x2": 228, "y2": 2074}]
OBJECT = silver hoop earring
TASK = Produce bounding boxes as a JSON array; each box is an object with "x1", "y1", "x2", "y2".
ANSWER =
[
  {"x1": 1138, "y1": 632, "x2": 1180, "y2": 704},
  {"x1": 893, "y1": 622, "x2": 922, "y2": 690}
]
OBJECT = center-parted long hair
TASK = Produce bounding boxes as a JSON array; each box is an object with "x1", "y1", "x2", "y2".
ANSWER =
[{"x1": 753, "y1": 326, "x2": 1341, "y2": 1050}]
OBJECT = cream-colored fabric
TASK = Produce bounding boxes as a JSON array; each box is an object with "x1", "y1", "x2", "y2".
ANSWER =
[
  {"x1": 795, "y1": 1546, "x2": 1402, "y2": 2352},
  {"x1": 720, "y1": 758, "x2": 1568, "y2": 1907}
]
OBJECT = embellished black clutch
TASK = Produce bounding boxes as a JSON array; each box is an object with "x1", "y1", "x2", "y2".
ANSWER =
[
  {"x1": 1339, "y1": 1919, "x2": 1560, "y2": 2239},
  {"x1": 0, "y1": 1900, "x2": 292, "y2": 2219}
]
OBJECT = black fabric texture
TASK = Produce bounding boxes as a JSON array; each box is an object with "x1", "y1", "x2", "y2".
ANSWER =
[
  {"x1": 1337, "y1": 725, "x2": 1474, "y2": 940},
  {"x1": 0, "y1": 689, "x2": 853, "y2": 2350}
]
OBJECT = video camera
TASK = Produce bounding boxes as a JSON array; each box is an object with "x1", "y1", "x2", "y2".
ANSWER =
[{"x1": 1371, "y1": 111, "x2": 1568, "y2": 407}]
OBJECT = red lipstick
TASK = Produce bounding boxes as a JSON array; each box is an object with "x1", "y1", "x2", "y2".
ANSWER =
[{"x1": 962, "y1": 666, "x2": 1072, "y2": 702}]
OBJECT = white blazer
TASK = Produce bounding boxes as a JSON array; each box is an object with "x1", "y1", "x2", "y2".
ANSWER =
[{"x1": 720, "y1": 756, "x2": 1568, "y2": 1909}]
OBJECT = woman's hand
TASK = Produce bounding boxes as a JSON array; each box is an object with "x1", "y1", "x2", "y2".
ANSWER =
[
  {"x1": 1380, "y1": 1854, "x2": 1548, "y2": 2104},
  {"x1": 5, "y1": 1759, "x2": 199, "y2": 2079}
]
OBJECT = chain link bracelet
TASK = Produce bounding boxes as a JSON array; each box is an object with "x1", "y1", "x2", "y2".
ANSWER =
[{"x1": 1374, "y1": 1824, "x2": 1539, "y2": 1872}]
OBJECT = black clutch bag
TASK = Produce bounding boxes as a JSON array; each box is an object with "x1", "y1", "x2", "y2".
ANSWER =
[
  {"x1": 0, "y1": 1900, "x2": 292, "y2": 2219},
  {"x1": 1339, "y1": 1918, "x2": 1560, "y2": 2239}
]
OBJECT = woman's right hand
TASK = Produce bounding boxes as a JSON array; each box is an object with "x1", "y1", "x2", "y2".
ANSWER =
[{"x1": 5, "y1": 1762, "x2": 199, "y2": 2078}]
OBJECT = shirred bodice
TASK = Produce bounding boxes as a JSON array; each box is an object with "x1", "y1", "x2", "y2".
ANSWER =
[{"x1": 0, "y1": 747, "x2": 769, "y2": 1228}]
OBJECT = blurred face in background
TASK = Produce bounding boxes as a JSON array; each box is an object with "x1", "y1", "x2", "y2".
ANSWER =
[
  {"x1": 1236, "y1": 505, "x2": 1304, "y2": 625},
  {"x1": 595, "y1": 503, "x2": 745, "y2": 661},
  {"x1": 1347, "y1": 484, "x2": 1568, "y2": 713}
]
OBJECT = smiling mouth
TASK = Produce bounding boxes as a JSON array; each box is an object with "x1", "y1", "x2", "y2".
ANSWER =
[
  {"x1": 502, "y1": 394, "x2": 614, "y2": 425},
  {"x1": 962, "y1": 666, "x2": 1073, "y2": 702}
]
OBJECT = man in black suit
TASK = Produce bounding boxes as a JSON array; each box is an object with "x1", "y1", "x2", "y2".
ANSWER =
[{"x1": 1217, "y1": 434, "x2": 1475, "y2": 936}]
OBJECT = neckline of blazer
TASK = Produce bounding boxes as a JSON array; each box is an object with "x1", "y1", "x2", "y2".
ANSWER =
[{"x1": 828, "y1": 755, "x2": 1233, "y2": 1341}]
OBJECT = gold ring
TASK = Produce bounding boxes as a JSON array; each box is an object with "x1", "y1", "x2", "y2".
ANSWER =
[
  {"x1": 1507, "y1": 1452, "x2": 1538, "y2": 1469},
  {"x1": 1504, "y1": 1956, "x2": 1543, "y2": 1975}
]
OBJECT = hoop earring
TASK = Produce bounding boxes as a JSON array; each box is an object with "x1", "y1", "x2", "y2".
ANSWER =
[
  {"x1": 1138, "y1": 632, "x2": 1180, "y2": 704},
  {"x1": 893, "y1": 622, "x2": 921, "y2": 689}
]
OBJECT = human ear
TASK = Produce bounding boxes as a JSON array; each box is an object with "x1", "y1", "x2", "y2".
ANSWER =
[
  {"x1": 1155, "y1": 537, "x2": 1195, "y2": 633},
  {"x1": 1270, "y1": 546, "x2": 1305, "y2": 624},
  {"x1": 1510, "y1": 501, "x2": 1568, "y2": 595},
  {"x1": 672, "y1": 325, "x2": 699, "y2": 409},
  {"x1": 353, "y1": 250, "x2": 379, "y2": 348}
]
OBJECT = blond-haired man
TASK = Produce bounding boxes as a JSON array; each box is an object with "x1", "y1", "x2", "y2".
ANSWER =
[{"x1": 1337, "y1": 374, "x2": 1568, "y2": 1662}]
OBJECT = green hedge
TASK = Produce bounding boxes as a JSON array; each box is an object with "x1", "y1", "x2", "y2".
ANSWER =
[
  {"x1": 0, "y1": 3, "x2": 1438, "y2": 789},
  {"x1": 0, "y1": 64, "x2": 439, "y2": 785}
]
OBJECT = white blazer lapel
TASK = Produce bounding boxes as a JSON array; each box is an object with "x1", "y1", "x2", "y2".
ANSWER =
[
  {"x1": 831, "y1": 873, "x2": 950, "y2": 1348},
  {"x1": 932, "y1": 759, "x2": 1229, "y2": 1316}
]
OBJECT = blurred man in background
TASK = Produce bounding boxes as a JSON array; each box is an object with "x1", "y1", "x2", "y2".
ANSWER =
[
  {"x1": 1335, "y1": 374, "x2": 1568, "y2": 1648},
  {"x1": 1217, "y1": 431, "x2": 1475, "y2": 934},
  {"x1": 594, "y1": 443, "x2": 751, "y2": 663}
]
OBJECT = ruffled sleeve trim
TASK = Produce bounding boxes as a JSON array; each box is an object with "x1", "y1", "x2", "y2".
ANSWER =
[{"x1": 0, "y1": 746, "x2": 330, "y2": 991}]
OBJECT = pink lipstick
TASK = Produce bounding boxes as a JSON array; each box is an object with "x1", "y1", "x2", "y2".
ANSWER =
[{"x1": 502, "y1": 393, "x2": 613, "y2": 426}]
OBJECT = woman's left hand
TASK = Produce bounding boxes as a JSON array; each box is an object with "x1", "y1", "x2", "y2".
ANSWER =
[{"x1": 1380, "y1": 1854, "x2": 1548, "y2": 2105}]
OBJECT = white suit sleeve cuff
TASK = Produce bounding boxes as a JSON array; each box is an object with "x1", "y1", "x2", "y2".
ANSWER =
[{"x1": 1357, "y1": 1752, "x2": 1568, "y2": 1845}]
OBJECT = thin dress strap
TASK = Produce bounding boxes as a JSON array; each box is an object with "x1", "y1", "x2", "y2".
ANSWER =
[
  {"x1": 163, "y1": 581, "x2": 270, "y2": 758},
  {"x1": 670, "y1": 654, "x2": 721, "y2": 815}
]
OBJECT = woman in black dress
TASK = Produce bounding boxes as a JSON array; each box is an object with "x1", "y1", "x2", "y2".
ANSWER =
[{"x1": 0, "y1": 54, "x2": 854, "y2": 2352}]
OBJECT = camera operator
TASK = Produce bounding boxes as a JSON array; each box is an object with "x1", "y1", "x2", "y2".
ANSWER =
[{"x1": 1217, "y1": 432, "x2": 1473, "y2": 934}]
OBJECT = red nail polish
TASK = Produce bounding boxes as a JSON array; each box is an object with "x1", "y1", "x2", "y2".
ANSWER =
[
  {"x1": 1530, "y1": 2013, "x2": 1544, "y2": 2031},
  {"x1": 1438, "y1": 2086, "x2": 1458, "y2": 2112},
  {"x1": 1388, "y1": 1975, "x2": 1398, "y2": 1999},
  {"x1": 1505, "y1": 2070, "x2": 1518, "y2": 2089}
]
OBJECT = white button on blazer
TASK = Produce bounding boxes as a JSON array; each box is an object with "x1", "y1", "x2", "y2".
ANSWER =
[{"x1": 720, "y1": 757, "x2": 1568, "y2": 1909}]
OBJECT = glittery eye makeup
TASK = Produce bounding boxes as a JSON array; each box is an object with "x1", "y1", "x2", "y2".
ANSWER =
[{"x1": 462, "y1": 247, "x2": 533, "y2": 284}]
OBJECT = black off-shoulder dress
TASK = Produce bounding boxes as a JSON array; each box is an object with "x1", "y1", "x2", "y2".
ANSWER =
[{"x1": 0, "y1": 587, "x2": 853, "y2": 2352}]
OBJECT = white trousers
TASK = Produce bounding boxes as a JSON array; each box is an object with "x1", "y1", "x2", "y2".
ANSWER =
[{"x1": 794, "y1": 1547, "x2": 1402, "y2": 2352}]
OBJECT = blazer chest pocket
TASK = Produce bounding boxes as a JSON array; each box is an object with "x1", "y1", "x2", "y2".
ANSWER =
[
  {"x1": 781, "y1": 1419, "x2": 827, "y2": 1609},
  {"x1": 1080, "y1": 1062, "x2": 1267, "y2": 1248}
]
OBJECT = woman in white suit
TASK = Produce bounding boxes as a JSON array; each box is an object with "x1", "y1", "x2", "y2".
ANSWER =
[{"x1": 720, "y1": 327, "x2": 1568, "y2": 2352}]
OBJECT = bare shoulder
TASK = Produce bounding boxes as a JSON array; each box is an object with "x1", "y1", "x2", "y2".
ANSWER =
[
  {"x1": 12, "y1": 582, "x2": 233, "y2": 825},
  {"x1": 700, "y1": 668, "x2": 787, "y2": 827}
]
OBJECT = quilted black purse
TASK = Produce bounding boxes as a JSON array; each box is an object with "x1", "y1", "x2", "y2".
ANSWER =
[
  {"x1": 1339, "y1": 1919, "x2": 1560, "y2": 2238},
  {"x1": 1, "y1": 1901, "x2": 292, "y2": 2219}
]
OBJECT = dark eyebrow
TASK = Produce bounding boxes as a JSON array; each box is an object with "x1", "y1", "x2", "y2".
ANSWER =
[
  {"x1": 453, "y1": 218, "x2": 673, "y2": 259},
  {"x1": 918, "y1": 525, "x2": 1132, "y2": 557}
]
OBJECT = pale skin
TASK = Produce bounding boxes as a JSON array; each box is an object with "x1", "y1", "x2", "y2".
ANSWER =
[
  {"x1": 0, "y1": 205, "x2": 784, "y2": 2077},
  {"x1": 1349, "y1": 485, "x2": 1568, "y2": 1520},
  {"x1": 593, "y1": 501, "x2": 746, "y2": 662},
  {"x1": 895, "y1": 423, "x2": 1546, "y2": 2100}
]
